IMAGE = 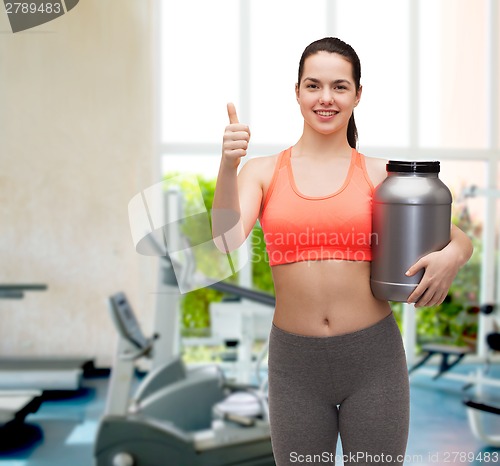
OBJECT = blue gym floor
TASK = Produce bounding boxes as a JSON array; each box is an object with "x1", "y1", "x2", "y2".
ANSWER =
[{"x1": 0, "y1": 364, "x2": 499, "y2": 466}]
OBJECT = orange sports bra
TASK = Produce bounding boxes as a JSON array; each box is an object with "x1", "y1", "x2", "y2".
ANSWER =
[{"x1": 259, "y1": 147, "x2": 375, "y2": 267}]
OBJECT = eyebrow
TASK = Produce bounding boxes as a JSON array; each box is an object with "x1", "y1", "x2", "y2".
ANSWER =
[{"x1": 303, "y1": 77, "x2": 352, "y2": 86}]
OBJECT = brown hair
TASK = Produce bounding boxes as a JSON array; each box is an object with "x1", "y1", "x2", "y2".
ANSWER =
[{"x1": 298, "y1": 38, "x2": 361, "y2": 148}]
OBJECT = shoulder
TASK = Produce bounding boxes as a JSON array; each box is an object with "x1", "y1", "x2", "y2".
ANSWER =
[
  {"x1": 360, "y1": 153, "x2": 388, "y2": 188},
  {"x1": 238, "y1": 152, "x2": 282, "y2": 183},
  {"x1": 242, "y1": 152, "x2": 280, "y2": 170}
]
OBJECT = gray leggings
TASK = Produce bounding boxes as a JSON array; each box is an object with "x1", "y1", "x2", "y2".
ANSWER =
[{"x1": 268, "y1": 312, "x2": 410, "y2": 466}]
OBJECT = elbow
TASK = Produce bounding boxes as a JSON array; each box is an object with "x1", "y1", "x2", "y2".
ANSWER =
[
  {"x1": 466, "y1": 236, "x2": 474, "y2": 261},
  {"x1": 212, "y1": 231, "x2": 246, "y2": 254},
  {"x1": 449, "y1": 224, "x2": 474, "y2": 267},
  {"x1": 211, "y1": 208, "x2": 246, "y2": 254},
  {"x1": 460, "y1": 239, "x2": 474, "y2": 269},
  {"x1": 459, "y1": 228, "x2": 474, "y2": 263},
  {"x1": 212, "y1": 232, "x2": 232, "y2": 254}
]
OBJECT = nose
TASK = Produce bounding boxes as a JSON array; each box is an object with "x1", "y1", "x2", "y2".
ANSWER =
[{"x1": 319, "y1": 89, "x2": 334, "y2": 105}]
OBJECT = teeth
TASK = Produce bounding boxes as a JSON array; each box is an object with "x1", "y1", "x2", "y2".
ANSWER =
[{"x1": 316, "y1": 111, "x2": 335, "y2": 116}]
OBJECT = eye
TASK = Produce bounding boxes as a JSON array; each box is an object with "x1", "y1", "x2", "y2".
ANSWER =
[
  {"x1": 306, "y1": 84, "x2": 319, "y2": 89},
  {"x1": 335, "y1": 85, "x2": 347, "y2": 91}
]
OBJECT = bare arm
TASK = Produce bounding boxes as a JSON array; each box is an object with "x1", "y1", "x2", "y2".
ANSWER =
[
  {"x1": 406, "y1": 224, "x2": 474, "y2": 308},
  {"x1": 212, "y1": 103, "x2": 261, "y2": 252}
]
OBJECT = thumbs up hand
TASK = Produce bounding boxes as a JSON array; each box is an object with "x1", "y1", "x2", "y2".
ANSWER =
[{"x1": 222, "y1": 103, "x2": 251, "y2": 169}]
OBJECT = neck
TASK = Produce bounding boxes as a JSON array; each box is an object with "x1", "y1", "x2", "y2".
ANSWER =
[{"x1": 295, "y1": 123, "x2": 353, "y2": 159}]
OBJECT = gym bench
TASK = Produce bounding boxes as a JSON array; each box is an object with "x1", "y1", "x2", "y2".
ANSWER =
[{"x1": 409, "y1": 343, "x2": 473, "y2": 379}]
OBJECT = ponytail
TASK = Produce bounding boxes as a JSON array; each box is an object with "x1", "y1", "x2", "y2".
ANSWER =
[{"x1": 347, "y1": 114, "x2": 358, "y2": 149}]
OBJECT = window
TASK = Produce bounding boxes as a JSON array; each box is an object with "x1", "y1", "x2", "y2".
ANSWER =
[{"x1": 158, "y1": 0, "x2": 499, "y2": 360}]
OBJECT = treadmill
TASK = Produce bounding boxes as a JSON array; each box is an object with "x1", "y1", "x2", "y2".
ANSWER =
[
  {"x1": 0, "y1": 390, "x2": 42, "y2": 425},
  {"x1": 0, "y1": 284, "x2": 93, "y2": 425},
  {"x1": 0, "y1": 357, "x2": 95, "y2": 391},
  {"x1": 0, "y1": 285, "x2": 46, "y2": 425}
]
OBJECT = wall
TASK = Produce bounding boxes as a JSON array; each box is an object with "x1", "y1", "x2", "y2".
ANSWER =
[{"x1": 0, "y1": 0, "x2": 157, "y2": 365}]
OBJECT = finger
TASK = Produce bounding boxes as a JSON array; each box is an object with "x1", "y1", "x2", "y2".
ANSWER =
[
  {"x1": 406, "y1": 258, "x2": 425, "y2": 277},
  {"x1": 223, "y1": 148, "x2": 247, "y2": 159},
  {"x1": 223, "y1": 130, "x2": 251, "y2": 142},
  {"x1": 416, "y1": 284, "x2": 447, "y2": 307},
  {"x1": 227, "y1": 102, "x2": 239, "y2": 124},
  {"x1": 407, "y1": 281, "x2": 426, "y2": 304},
  {"x1": 431, "y1": 290, "x2": 448, "y2": 307},
  {"x1": 414, "y1": 288, "x2": 436, "y2": 308},
  {"x1": 224, "y1": 139, "x2": 249, "y2": 151}
]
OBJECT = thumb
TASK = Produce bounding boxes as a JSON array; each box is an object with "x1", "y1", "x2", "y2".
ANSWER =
[{"x1": 227, "y1": 102, "x2": 239, "y2": 124}]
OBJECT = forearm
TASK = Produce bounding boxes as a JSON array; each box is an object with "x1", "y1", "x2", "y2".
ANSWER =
[
  {"x1": 445, "y1": 224, "x2": 474, "y2": 269},
  {"x1": 212, "y1": 102, "x2": 251, "y2": 252},
  {"x1": 211, "y1": 160, "x2": 245, "y2": 252}
]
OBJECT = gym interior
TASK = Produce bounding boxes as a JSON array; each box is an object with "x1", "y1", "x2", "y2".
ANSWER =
[{"x1": 1, "y1": 1, "x2": 500, "y2": 465}]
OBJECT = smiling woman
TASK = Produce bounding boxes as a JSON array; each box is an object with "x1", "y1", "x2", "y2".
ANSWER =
[
  {"x1": 295, "y1": 49, "x2": 361, "y2": 141},
  {"x1": 156, "y1": 1, "x2": 497, "y2": 463},
  {"x1": 212, "y1": 35, "x2": 473, "y2": 465}
]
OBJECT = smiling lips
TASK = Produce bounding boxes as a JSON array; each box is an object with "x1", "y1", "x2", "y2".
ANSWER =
[{"x1": 314, "y1": 110, "x2": 339, "y2": 118}]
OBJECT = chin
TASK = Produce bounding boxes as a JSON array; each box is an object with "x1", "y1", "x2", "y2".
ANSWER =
[{"x1": 313, "y1": 126, "x2": 340, "y2": 136}]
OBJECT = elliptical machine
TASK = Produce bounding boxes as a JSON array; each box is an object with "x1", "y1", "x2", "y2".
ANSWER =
[
  {"x1": 94, "y1": 289, "x2": 274, "y2": 466},
  {"x1": 95, "y1": 180, "x2": 276, "y2": 465},
  {"x1": 94, "y1": 227, "x2": 275, "y2": 465}
]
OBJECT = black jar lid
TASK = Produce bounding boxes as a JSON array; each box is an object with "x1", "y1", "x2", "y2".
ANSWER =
[{"x1": 386, "y1": 160, "x2": 440, "y2": 173}]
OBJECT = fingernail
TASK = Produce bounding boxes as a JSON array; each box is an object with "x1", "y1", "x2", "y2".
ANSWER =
[{"x1": 405, "y1": 270, "x2": 410, "y2": 276}]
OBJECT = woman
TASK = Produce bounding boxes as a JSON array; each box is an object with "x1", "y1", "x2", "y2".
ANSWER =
[{"x1": 212, "y1": 37, "x2": 473, "y2": 465}]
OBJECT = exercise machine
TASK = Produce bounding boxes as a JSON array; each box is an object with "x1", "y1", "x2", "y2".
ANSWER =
[
  {"x1": 96, "y1": 181, "x2": 275, "y2": 464},
  {"x1": 0, "y1": 284, "x2": 46, "y2": 426},
  {"x1": 94, "y1": 291, "x2": 274, "y2": 466},
  {"x1": 463, "y1": 398, "x2": 500, "y2": 447},
  {"x1": 409, "y1": 183, "x2": 500, "y2": 389},
  {"x1": 409, "y1": 344, "x2": 473, "y2": 380},
  {"x1": 463, "y1": 303, "x2": 500, "y2": 447},
  {"x1": 0, "y1": 283, "x2": 96, "y2": 392},
  {"x1": 0, "y1": 390, "x2": 42, "y2": 425},
  {"x1": 0, "y1": 284, "x2": 95, "y2": 393},
  {"x1": 0, "y1": 357, "x2": 97, "y2": 391},
  {"x1": 0, "y1": 388, "x2": 44, "y2": 455}
]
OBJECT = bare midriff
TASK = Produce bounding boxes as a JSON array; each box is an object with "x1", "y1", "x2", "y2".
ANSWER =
[{"x1": 271, "y1": 259, "x2": 392, "y2": 337}]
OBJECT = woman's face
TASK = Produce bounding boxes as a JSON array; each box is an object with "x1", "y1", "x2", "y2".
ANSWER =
[{"x1": 296, "y1": 51, "x2": 362, "y2": 136}]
